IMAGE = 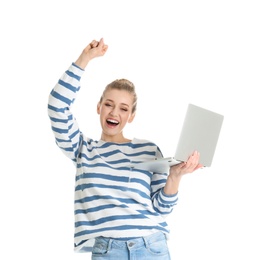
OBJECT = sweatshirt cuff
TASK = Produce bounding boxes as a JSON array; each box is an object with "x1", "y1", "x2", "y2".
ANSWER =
[
  {"x1": 72, "y1": 62, "x2": 85, "y2": 71},
  {"x1": 159, "y1": 189, "x2": 178, "y2": 205},
  {"x1": 67, "y1": 63, "x2": 85, "y2": 79}
]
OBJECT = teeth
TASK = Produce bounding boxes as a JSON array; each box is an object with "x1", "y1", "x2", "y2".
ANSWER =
[{"x1": 107, "y1": 119, "x2": 119, "y2": 124}]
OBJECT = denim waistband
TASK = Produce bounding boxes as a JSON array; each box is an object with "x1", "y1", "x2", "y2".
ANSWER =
[{"x1": 96, "y1": 232, "x2": 166, "y2": 250}]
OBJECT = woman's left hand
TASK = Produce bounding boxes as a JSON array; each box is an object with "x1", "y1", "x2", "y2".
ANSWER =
[{"x1": 169, "y1": 151, "x2": 203, "y2": 180}]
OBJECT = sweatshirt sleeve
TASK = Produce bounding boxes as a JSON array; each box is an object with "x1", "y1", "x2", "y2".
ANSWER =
[
  {"x1": 47, "y1": 63, "x2": 85, "y2": 164},
  {"x1": 151, "y1": 147, "x2": 178, "y2": 217}
]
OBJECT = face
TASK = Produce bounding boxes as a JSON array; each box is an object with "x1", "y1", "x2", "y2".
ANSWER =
[{"x1": 97, "y1": 89, "x2": 135, "y2": 142}]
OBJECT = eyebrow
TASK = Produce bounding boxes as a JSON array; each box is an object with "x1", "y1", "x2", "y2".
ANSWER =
[{"x1": 105, "y1": 99, "x2": 130, "y2": 107}]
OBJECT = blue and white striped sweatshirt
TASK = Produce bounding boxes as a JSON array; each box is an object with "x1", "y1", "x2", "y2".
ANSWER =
[{"x1": 47, "y1": 63, "x2": 178, "y2": 252}]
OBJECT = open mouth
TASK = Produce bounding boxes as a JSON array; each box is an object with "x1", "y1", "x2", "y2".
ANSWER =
[{"x1": 106, "y1": 119, "x2": 119, "y2": 126}]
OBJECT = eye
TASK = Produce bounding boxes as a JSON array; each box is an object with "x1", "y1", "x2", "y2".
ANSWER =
[
  {"x1": 105, "y1": 103, "x2": 112, "y2": 107},
  {"x1": 121, "y1": 107, "x2": 128, "y2": 112}
]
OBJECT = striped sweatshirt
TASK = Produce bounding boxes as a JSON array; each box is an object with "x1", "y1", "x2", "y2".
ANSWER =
[{"x1": 47, "y1": 63, "x2": 178, "y2": 252}]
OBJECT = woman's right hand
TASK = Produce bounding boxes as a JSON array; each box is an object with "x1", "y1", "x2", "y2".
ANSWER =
[{"x1": 75, "y1": 38, "x2": 108, "y2": 69}]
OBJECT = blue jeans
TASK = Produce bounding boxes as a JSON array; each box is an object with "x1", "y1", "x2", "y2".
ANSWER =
[{"x1": 91, "y1": 232, "x2": 171, "y2": 260}]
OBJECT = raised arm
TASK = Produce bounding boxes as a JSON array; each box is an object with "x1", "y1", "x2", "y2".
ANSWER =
[{"x1": 47, "y1": 38, "x2": 108, "y2": 163}]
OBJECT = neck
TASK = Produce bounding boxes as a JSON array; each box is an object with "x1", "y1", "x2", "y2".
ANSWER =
[{"x1": 100, "y1": 133, "x2": 131, "y2": 143}]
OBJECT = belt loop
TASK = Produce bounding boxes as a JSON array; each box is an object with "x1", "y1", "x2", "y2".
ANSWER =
[
  {"x1": 107, "y1": 238, "x2": 113, "y2": 252},
  {"x1": 142, "y1": 235, "x2": 149, "y2": 249}
]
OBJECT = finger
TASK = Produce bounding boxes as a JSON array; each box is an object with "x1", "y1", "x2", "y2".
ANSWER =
[
  {"x1": 189, "y1": 151, "x2": 200, "y2": 164},
  {"x1": 185, "y1": 153, "x2": 196, "y2": 167},
  {"x1": 97, "y1": 38, "x2": 106, "y2": 50},
  {"x1": 89, "y1": 40, "x2": 95, "y2": 48},
  {"x1": 171, "y1": 162, "x2": 185, "y2": 171},
  {"x1": 90, "y1": 40, "x2": 99, "y2": 48},
  {"x1": 179, "y1": 162, "x2": 188, "y2": 170},
  {"x1": 98, "y1": 38, "x2": 108, "y2": 54},
  {"x1": 99, "y1": 37, "x2": 104, "y2": 45},
  {"x1": 93, "y1": 38, "x2": 103, "y2": 49},
  {"x1": 94, "y1": 40, "x2": 99, "y2": 47},
  {"x1": 184, "y1": 154, "x2": 200, "y2": 171}
]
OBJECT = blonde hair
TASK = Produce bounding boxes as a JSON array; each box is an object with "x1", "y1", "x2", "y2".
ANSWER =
[{"x1": 99, "y1": 79, "x2": 137, "y2": 113}]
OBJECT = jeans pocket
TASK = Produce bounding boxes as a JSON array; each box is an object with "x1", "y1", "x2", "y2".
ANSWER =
[
  {"x1": 92, "y1": 238, "x2": 109, "y2": 255},
  {"x1": 147, "y1": 239, "x2": 169, "y2": 256}
]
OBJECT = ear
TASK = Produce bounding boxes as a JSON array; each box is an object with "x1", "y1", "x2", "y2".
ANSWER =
[
  {"x1": 128, "y1": 112, "x2": 136, "y2": 123},
  {"x1": 97, "y1": 102, "x2": 101, "y2": 115}
]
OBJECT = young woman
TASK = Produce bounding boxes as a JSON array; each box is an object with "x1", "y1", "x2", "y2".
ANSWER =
[{"x1": 48, "y1": 38, "x2": 202, "y2": 260}]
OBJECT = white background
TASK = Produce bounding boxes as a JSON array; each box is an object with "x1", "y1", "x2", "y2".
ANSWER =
[{"x1": 1, "y1": 0, "x2": 260, "y2": 259}]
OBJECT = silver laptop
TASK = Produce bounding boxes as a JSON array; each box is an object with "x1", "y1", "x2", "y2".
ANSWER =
[{"x1": 129, "y1": 103, "x2": 224, "y2": 173}]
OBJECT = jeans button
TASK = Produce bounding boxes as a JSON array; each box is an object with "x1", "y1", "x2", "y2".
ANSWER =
[{"x1": 128, "y1": 242, "x2": 135, "y2": 247}]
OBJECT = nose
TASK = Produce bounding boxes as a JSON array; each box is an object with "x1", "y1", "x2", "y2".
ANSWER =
[{"x1": 109, "y1": 107, "x2": 119, "y2": 117}]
